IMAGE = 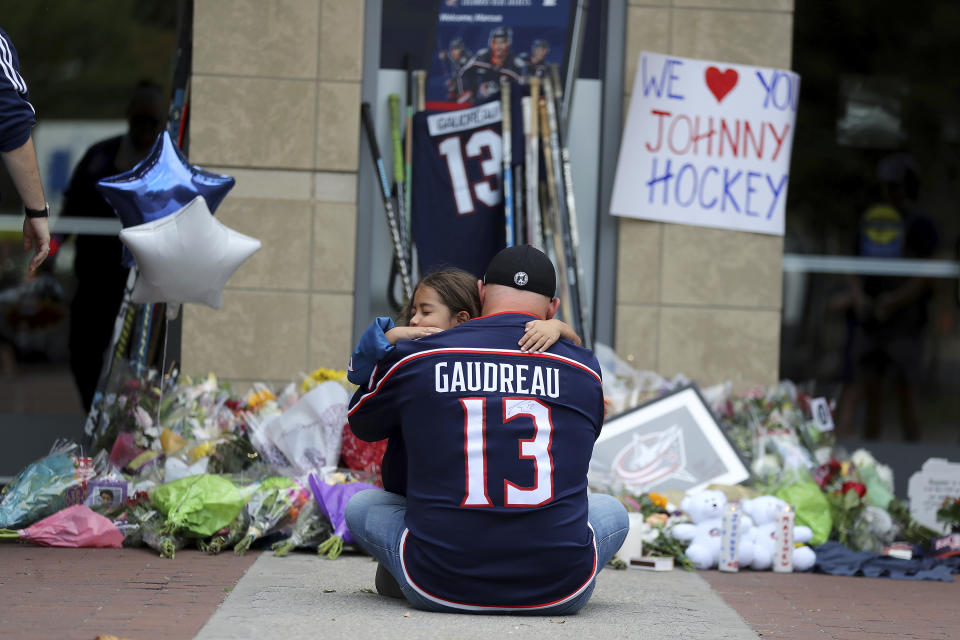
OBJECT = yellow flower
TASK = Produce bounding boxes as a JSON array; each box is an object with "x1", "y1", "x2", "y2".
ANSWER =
[
  {"x1": 190, "y1": 441, "x2": 216, "y2": 462},
  {"x1": 246, "y1": 389, "x2": 275, "y2": 409},
  {"x1": 301, "y1": 367, "x2": 350, "y2": 393},
  {"x1": 648, "y1": 492, "x2": 668, "y2": 509}
]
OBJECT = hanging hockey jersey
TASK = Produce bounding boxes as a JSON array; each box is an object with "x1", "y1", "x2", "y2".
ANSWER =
[
  {"x1": 412, "y1": 95, "x2": 524, "y2": 278},
  {"x1": 347, "y1": 312, "x2": 604, "y2": 610}
]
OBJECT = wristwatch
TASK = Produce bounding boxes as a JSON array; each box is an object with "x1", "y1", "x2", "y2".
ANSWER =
[{"x1": 24, "y1": 203, "x2": 49, "y2": 218}]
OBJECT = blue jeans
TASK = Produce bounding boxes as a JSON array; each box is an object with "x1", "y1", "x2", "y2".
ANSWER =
[{"x1": 344, "y1": 490, "x2": 629, "y2": 615}]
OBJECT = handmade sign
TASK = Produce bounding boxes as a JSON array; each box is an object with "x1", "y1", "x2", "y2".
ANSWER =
[
  {"x1": 611, "y1": 51, "x2": 800, "y2": 235},
  {"x1": 589, "y1": 385, "x2": 750, "y2": 494}
]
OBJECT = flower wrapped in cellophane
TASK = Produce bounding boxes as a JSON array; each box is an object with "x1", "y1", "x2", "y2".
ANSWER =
[
  {"x1": 199, "y1": 509, "x2": 250, "y2": 554},
  {"x1": 148, "y1": 474, "x2": 252, "y2": 557},
  {"x1": 271, "y1": 497, "x2": 333, "y2": 557},
  {"x1": 119, "y1": 492, "x2": 186, "y2": 558},
  {"x1": 0, "y1": 441, "x2": 95, "y2": 529},
  {"x1": 0, "y1": 505, "x2": 124, "y2": 548},
  {"x1": 234, "y1": 477, "x2": 309, "y2": 555},
  {"x1": 308, "y1": 472, "x2": 379, "y2": 560}
]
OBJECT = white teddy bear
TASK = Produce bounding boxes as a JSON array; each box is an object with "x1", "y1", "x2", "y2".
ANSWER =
[
  {"x1": 671, "y1": 489, "x2": 754, "y2": 570},
  {"x1": 742, "y1": 495, "x2": 816, "y2": 571}
]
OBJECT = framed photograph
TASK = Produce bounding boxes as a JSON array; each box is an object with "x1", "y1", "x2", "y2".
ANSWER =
[{"x1": 589, "y1": 385, "x2": 750, "y2": 494}]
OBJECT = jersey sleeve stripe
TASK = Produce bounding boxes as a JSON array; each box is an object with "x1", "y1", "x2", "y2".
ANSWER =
[
  {"x1": 346, "y1": 347, "x2": 601, "y2": 417},
  {"x1": 398, "y1": 523, "x2": 598, "y2": 611},
  {"x1": 0, "y1": 34, "x2": 27, "y2": 94}
]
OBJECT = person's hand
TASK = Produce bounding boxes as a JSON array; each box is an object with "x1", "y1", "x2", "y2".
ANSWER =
[
  {"x1": 22, "y1": 216, "x2": 50, "y2": 272},
  {"x1": 385, "y1": 326, "x2": 442, "y2": 345},
  {"x1": 519, "y1": 319, "x2": 561, "y2": 353}
]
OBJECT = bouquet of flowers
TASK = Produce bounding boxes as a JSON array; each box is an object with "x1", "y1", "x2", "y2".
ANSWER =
[
  {"x1": 149, "y1": 474, "x2": 252, "y2": 557},
  {"x1": 271, "y1": 497, "x2": 333, "y2": 557},
  {"x1": 0, "y1": 505, "x2": 124, "y2": 548},
  {"x1": 616, "y1": 491, "x2": 694, "y2": 571},
  {"x1": 716, "y1": 382, "x2": 831, "y2": 476},
  {"x1": 308, "y1": 473, "x2": 379, "y2": 559},
  {"x1": 234, "y1": 477, "x2": 309, "y2": 555},
  {"x1": 0, "y1": 441, "x2": 95, "y2": 529},
  {"x1": 119, "y1": 492, "x2": 185, "y2": 557},
  {"x1": 199, "y1": 509, "x2": 250, "y2": 555}
]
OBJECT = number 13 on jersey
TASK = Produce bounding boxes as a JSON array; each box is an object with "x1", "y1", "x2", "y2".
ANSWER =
[
  {"x1": 438, "y1": 129, "x2": 502, "y2": 215},
  {"x1": 460, "y1": 397, "x2": 554, "y2": 508}
]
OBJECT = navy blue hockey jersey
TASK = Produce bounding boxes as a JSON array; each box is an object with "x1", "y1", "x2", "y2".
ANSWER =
[
  {"x1": 347, "y1": 312, "x2": 604, "y2": 611},
  {"x1": 0, "y1": 28, "x2": 36, "y2": 152},
  {"x1": 412, "y1": 95, "x2": 524, "y2": 279}
]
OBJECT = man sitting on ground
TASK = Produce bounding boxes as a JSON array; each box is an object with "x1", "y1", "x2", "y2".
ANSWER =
[{"x1": 345, "y1": 245, "x2": 628, "y2": 614}]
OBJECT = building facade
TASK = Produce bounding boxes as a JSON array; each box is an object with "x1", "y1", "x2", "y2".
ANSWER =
[{"x1": 183, "y1": 0, "x2": 795, "y2": 393}]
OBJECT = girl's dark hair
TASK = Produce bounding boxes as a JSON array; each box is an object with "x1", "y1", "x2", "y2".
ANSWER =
[{"x1": 401, "y1": 268, "x2": 481, "y2": 325}]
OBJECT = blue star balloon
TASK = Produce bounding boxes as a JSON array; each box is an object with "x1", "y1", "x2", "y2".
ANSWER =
[{"x1": 96, "y1": 130, "x2": 235, "y2": 266}]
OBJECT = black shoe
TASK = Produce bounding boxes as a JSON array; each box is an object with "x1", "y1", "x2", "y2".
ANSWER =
[{"x1": 375, "y1": 563, "x2": 405, "y2": 599}]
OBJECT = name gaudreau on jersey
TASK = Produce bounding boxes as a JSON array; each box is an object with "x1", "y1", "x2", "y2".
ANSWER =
[
  {"x1": 427, "y1": 100, "x2": 502, "y2": 136},
  {"x1": 434, "y1": 360, "x2": 560, "y2": 398}
]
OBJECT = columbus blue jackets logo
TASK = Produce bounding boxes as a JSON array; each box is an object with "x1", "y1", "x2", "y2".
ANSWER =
[
  {"x1": 610, "y1": 425, "x2": 696, "y2": 493},
  {"x1": 514, "y1": 271, "x2": 528, "y2": 286}
]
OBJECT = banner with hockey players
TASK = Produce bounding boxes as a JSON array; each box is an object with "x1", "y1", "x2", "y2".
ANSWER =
[
  {"x1": 611, "y1": 51, "x2": 800, "y2": 236},
  {"x1": 426, "y1": 0, "x2": 575, "y2": 110}
]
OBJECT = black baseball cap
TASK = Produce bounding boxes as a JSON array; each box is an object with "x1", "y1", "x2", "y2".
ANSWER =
[{"x1": 483, "y1": 245, "x2": 556, "y2": 298}]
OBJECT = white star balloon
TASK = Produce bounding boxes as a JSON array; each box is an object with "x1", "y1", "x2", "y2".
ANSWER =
[{"x1": 119, "y1": 196, "x2": 261, "y2": 309}]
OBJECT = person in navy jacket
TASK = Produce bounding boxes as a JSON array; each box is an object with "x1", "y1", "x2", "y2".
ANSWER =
[
  {"x1": 0, "y1": 27, "x2": 50, "y2": 272},
  {"x1": 346, "y1": 245, "x2": 628, "y2": 614}
]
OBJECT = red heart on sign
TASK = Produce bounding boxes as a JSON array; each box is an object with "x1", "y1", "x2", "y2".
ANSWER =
[{"x1": 705, "y1": 66, "x2": 738, "y2": 103}]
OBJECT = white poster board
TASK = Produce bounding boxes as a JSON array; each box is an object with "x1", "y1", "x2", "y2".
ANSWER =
[
  {"x1": 611, "y1": 51, "x2": 800, "y2": 236},
  {"x1": 907, "y1": 458, "x2": 960, "y2": 535}
]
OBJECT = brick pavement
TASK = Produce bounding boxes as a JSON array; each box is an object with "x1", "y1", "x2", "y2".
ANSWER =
[
  {"x1": 2, "y1": 545, "x2": 958, "y2": 640},
  {"x1": 0, "y1": 545, "x2": 258, "y2": 640},
  {"x1": 701, "y1": 570, "x2": 960, "y2": 639}
]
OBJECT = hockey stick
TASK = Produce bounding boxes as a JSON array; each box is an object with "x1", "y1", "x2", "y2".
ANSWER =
[
  {"x1": 389, "y1": 93, "x2": 407, "y2": 258},
  {"x1": 415, "y1": 70, "x2": 427, "y2": 111},
  {"x1": 403, "y1": 57, "x2": 414, "y2": 248},
  {"x1": 524, "y1": 77, "x2": 542, "y2": 250},
  {"x1": 513, "y1": 154, "x2": 524, "y2": 247},
  {"x1": 537, "y1": 85, "x2": 575, "y2": 331},
  {"x1": 559, "y1": 0, "x2": 588, "y2": 137},
  {"x1": 361, "y1": 102, "x2": 414, "y2": 304},
  {"x1": 500, "y1": 77, "x2": 514, "y2": 247},
  {"x1": 548, "y1": 66, "x2": 591, "y2": 346},
  {"x1": 542, "y1": 76, "x2": 584, "y2": 339},
  {"x1": 384, "y1": 94, "x2": 409, "y2": 312}
]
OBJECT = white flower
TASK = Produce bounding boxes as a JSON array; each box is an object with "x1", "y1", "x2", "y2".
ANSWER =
[
  {"x1": 851, "y1": 448, "x2": 877, "y2": 469},
  {"x1": 199, "y1": 373, "x2": 218, "y2": 394},
  {"x1": 192, "y1": 419, "x2": 220, "y2": 443},
  {"x1": 134, "y1": 406, "x2": 158, "y2": 437},
  {"x1": 876, "y1": 464, "x2": 894, "y2": 490},
  {"x1": 814, "y1": 446, "x2": 833, "y2": 466},
  {"x1": 639, "y1": 523, "x2": 660, "y2": 544},
  {"x1": 862, "y1": 505, "x2": 894, "y2": 536},
  {"x1": 752, "y1": 453, "x2": 781, "y2": 477}
]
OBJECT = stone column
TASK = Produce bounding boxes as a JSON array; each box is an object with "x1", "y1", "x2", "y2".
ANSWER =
[
  {"x1": 616, "y1": 0, "x2": 793, "y2": 391},
  {"x1": 183, "y1": 0, "x2": 364, "y2": 388}
]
